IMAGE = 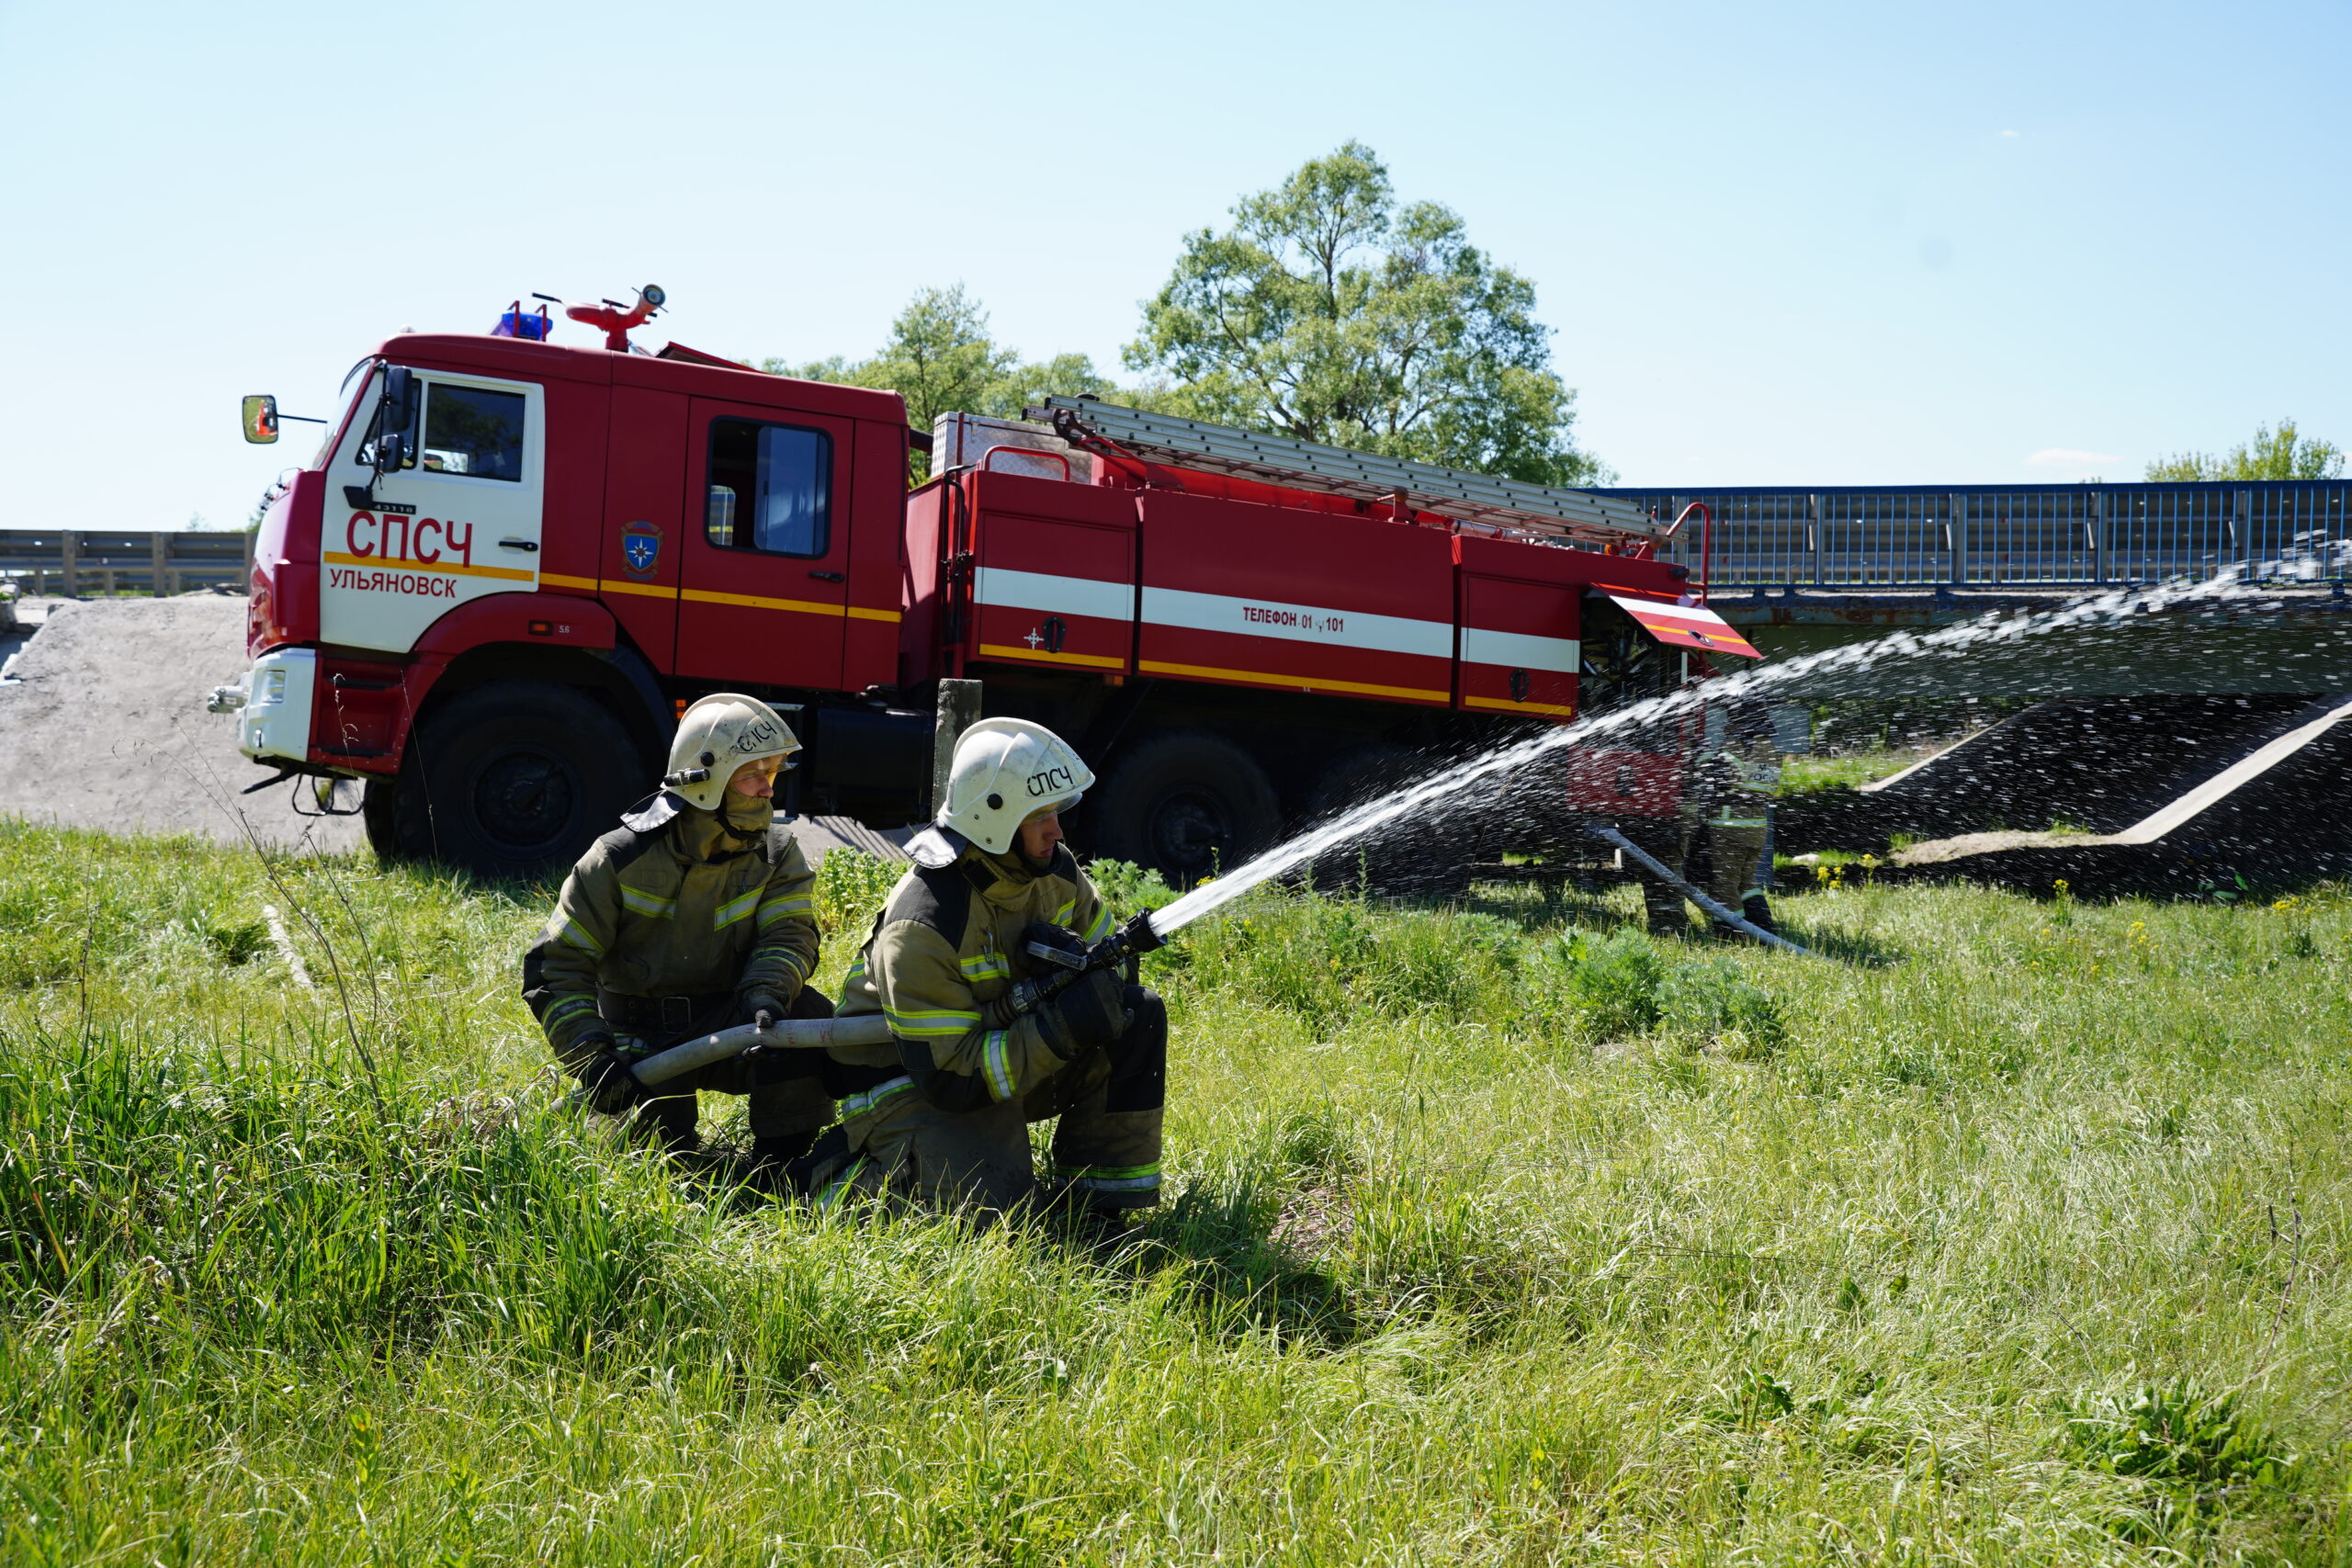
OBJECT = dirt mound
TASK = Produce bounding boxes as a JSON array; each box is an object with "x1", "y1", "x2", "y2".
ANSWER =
[
  {"x1": 1892, "y1": 829, "x2": 2097, "y2": 864},
  {"x1": 0, "y1": 594, "x2": 360, "y2": 852},
  {"x1": 0, "y1": 596, "x2": 911, "y2": 864}
]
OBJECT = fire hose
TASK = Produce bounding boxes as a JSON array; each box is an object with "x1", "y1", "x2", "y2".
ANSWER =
[
  {"x1": 1582, "y1": 823, "x2": 1828, "y2": 960},
  {"x1": 630, "y1": 1013, "x2": 894, "y2": 1087},
  {"x1": 628, "y1": 910, "x2": 1170, "y2": 1087}
]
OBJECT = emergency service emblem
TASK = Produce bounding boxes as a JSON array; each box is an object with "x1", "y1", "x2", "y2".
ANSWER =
[{"x1": 621, "y1": 521, "x2": 662, "y2": 580}]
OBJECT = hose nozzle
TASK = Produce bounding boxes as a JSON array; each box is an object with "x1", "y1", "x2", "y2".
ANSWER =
[{"x1": 1116, "y1": 909, "x2": 1168, "y2": 955}]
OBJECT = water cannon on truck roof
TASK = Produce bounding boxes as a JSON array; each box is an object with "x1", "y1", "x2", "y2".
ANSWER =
[{"x1": 209, "y1": 286, "x2": 1756, "y2": 886}]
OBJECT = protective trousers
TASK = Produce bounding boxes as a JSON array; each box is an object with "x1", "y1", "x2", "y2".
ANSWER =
[
  {"x1": 622, "y1": 986, "x2": 836, "y2": 1156},
  {"x1": 1697, "y1": 821, "x2": 1771, "y2": 915},
  {"x1": 1623, "y1": 818, "x2": 1694, "y2": 935},
  {"x1": 827, "y1": 987, "x2": 1167, "y2": 1218}
]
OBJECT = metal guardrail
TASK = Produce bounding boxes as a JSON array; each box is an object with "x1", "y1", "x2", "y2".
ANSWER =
[
  {"x1": 1598, "y1": 481, "x2": 2352, "y2": 588},
  {"x1": 0, "y1": 529, "x2": 254, "y2": 596},
  {"x1": 11, "y1": 484, "x2": 2347, "y2": 603}
]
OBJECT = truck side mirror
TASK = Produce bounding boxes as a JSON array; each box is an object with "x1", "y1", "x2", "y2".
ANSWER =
[
  {"x1": 242, "y1": 394, "x2": 280, "y2": 445},
  {"x1": 375, "y1": 367, "x2": 420, "y2": 474}
]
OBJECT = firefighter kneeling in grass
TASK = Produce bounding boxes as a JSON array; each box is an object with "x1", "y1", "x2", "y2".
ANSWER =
[
  {"x1": 522, "y1": 694, "x2": 833, "y2": 1177},
  {"x1": 812, "y1": 719, "x2": 1166, "y2": 1223}
]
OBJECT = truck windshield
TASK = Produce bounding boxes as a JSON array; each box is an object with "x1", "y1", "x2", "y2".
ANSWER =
[{"x1": 313, "y1": 358, "x2": 379, "y2": 469}]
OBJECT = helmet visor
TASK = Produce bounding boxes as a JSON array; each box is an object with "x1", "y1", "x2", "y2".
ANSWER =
[{"x1": 1023, "y1": 792, "x2": 1081, "y2": 824}]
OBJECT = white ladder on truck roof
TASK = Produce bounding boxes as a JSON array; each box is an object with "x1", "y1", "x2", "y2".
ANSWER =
[{"x1": 1028, "y1": 397, "x2": 1664, "y2": 544}]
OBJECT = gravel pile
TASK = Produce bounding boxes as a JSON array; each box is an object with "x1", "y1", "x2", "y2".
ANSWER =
[
  {"x1": 0, "y1": 595, "x2": 910, "y2": 864},
  {"x1": 0, "y1": 594, "x2": 359, "y2": 852}
]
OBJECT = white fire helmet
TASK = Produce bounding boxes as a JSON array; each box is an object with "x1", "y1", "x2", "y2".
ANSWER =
[
  {"x1": 663, "y1": 693, "x2": 800, "y2": 810},
  {"x1": 935, "y1": 717, "x2": 1094, "y2": 854}
]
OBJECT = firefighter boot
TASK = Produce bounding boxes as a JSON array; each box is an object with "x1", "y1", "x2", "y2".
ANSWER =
[
  {"x1": 1643, "y1": 879, "x2": 1691, "y2": 937},
  {"x1": 1627, "y1": 820, "x2": 1695, "y2": 937},
  {"x1": 632, "y1": 1089, "x2": 702, "y2": 1158},
  {"x1": 743, "y1": 1077, "x2": 829, "y2": 1184}
]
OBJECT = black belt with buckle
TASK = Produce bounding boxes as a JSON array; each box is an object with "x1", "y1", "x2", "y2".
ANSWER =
[{"x1": 598, "y1": 988, "x2": 733, "y2": 1039}]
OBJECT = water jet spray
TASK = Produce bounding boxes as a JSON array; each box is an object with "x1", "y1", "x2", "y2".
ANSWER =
[{"x1": 641, "y1": 569, "x2": 2268, "y2": 1085}]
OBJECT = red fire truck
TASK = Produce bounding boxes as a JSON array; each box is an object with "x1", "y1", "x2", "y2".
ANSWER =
[{"x1": 217, "y1": 288, "x2": 1758, "y2": 884}]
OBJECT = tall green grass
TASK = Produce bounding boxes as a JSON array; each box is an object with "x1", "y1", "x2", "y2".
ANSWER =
[{"x1": 0, "y1": 819, "x2": 2346, "y2": 1563}]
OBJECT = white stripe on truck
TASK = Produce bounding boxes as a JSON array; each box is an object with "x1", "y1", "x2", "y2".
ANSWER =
[
  {"x1": 1141, "y1": 585, "x2": 1453, "y2": 660},
  {"x1": 1460, "y1": 627, "x2": 1579, "y2": 673},
  {"x1": 974, "y1": 567, "x2": 1134, "y2": 622},
  {"x1": 978, "y1": 568, "x2": 1527, "y2": 665}
]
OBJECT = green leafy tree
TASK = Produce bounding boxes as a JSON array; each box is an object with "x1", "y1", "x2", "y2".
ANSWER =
[
  {"x1": 1125, "y1": 141, "x2": 1606, "y2": 486},
  {"x1": 769, "y1": 287, "x2": 1114, "y2": 476},
  {"x1": 2146, "y1": 417, "x2": 2346, "y2": 481}
]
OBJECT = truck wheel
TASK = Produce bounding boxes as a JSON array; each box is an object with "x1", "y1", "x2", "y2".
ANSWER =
[
  {"x1": 1090, "y1": 730, "x2": 1281, "y2": 888},
  {"x1": 361, "y1": 764, "x2": 413, "y2": 864},
  {"x1": 1303, "y1": 743, "x2": 1475, "y2": 897},
  {"x1": 368, "y1": 682, "x2": 644, "y2": 881}
]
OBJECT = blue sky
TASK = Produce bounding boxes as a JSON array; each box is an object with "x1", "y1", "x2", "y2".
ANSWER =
[{"x1": 3, "y1": 0, "x2": 2345, "y2": 534}]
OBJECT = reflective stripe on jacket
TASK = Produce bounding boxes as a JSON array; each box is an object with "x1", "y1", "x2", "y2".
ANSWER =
[{"x1": 834, "y1": 841, "x2": 1111, "y2": 1115}]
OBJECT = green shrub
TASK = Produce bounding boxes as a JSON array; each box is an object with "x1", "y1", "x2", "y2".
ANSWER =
[
  {"x1": 2065, "y1": 1377, "x2": 2296, "y2": 1530},
  {"x1": 1552, "y1": 927, "x2": 1667, "y2": 1041},
  {"x1": 1659, "y1": 958, "x2": 1789, "y2": 1059},
  {"x1": 1080, "y1": 857, "x2": 1177, "y2": 914},
  {"x1": 813, "y1": 848, "x2": 904, "y2": 937}
]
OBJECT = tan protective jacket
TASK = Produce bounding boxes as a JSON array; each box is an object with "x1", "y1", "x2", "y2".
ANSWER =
[
  {"x1": 522, "y1": 796, "x2": 818, "y2": 1070},
  {"x1": 831, "y1": 840, "x2": 1114, "y2": 1116}
]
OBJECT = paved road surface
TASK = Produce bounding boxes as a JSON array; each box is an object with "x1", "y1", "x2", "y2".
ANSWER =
[{"x1": 0, "y1": 594, "x2": 908, "y2": 866}]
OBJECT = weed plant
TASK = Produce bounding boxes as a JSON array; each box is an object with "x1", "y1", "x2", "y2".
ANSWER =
[{"x1": 0, "y1": 820, "x2": 2346, "y2": 1563}]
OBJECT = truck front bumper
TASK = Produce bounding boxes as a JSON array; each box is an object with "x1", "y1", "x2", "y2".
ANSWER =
[{"x1": 208, "y1": 648, "x2": 316, "y2": 764}]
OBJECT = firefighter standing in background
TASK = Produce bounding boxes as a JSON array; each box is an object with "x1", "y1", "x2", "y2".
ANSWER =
[
  {"x1": 522, "y1": 694, "x2": 834, "y2": 1174},
  {"x1": 810, "y1": 719, "x2": 1166, "y2": 1222},
  {"x1": 1682, "y1": 703, "x2": 1781, "y2": 934},
  {"x1": 1633, "y1": 701, "x2": 1781, "y2": 936}
]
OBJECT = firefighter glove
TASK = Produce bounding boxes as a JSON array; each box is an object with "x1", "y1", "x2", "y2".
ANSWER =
[
  {"x1": 574, "y1": 1047, "x2": 644, "y2": 1116},
  {"x1": 1018, "y1": 920, "x2": 1089, "y2": 972},
  {"x1": 1035, "y1": 966, "x2": 1132, "y2": 1060},
  {"x1": 741, "y1": 989, "x2": 791, "y2": 1032}
]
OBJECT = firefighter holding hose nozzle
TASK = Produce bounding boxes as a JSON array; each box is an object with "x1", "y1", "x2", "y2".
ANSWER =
[
  {"x1": 801, "y1": 719, "x2": 1168, "y2": 1225},
  {"x1": 522, "y1": 694, "x2": 837, "y2": 1179}
]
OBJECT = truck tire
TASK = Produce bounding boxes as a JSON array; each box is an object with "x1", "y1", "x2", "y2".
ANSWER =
[
  {"x1": 365, "y1": 681, "x2": 645, "y2": 881},
  {"x1": 1090, "y1": 730, "x2": 1282, "y2": 888},
  {"x1": 1302, "y1": 743, "x2": 1475, "y2": 897}
]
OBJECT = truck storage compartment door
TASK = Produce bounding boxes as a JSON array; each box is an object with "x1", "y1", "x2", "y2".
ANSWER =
[
  {"x1": 1455, "y1": 535, "x2": 1585, "y2": 718},
  {"x1": 1136, "y1": 491, "x2": 1453, "y2": 706},
  {"x1": 676, "y1": 399, "x2": 854, "y2": 691},
  {"x1": 322, "y1": 367, "x2": 546, "y2": 653},
  {"x1": 963, "y1": 469, "x2": 1136, "y2": 674},
  {"x1": 1597, "y1": 589, "x2": 1760, "y2": 659}
]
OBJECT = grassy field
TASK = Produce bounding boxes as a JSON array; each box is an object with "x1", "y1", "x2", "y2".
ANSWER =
[
  {"x1": 1, "y1": 820, "x2": 2346, "y2": 1565},
  {"x1": 1779, "y1": 746, "x2": 1941, "y2": 795}
]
